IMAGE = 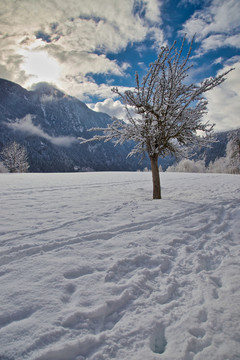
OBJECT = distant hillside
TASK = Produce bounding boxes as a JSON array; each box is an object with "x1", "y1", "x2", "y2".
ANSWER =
[
  {"x1": 0, "y1": 78, "x2": 235, "y2": 172},
  {"x1": 0, "y1": 79, "x2": 152, "y2": 172}
]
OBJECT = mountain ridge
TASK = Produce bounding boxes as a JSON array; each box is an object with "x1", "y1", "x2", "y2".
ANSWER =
[
  {"x1": 0, "y1": 78, "x2": 235, "y2": 172},
  {"x1": 0, "y1": 78, "x2": 152, "y2": 172}
]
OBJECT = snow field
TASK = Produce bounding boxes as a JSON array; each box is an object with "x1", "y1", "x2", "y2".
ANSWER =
[{"x1": 0, "y1": 172, "x2": 239, "y2": 360}]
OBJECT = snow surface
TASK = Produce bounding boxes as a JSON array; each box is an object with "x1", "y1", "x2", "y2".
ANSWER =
[{"x1": 0, "y1": 172, "x2": 239, "y2": 360}]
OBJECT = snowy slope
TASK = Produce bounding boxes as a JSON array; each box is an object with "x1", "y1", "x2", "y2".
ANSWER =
[
  {"x1": 0, "y1": 79, "x2": 152, "y2": 172},
  {"x1": 0, "y1": 172, "x2": 239, "y2": 360}
]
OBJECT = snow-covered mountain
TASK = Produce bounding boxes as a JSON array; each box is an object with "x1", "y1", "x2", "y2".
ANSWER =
[
  {"x1": 0, "y1": 79, "x2": 153, "y2": 172},
  {"x1": 0, "y1": 78, "x2": 233, "y2": 172}
]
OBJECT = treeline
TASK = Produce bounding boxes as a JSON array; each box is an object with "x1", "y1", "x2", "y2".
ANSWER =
[
  {"x1": 166, "y1": 130, "x2": 240, "y2": 174},
  {"x1": 1, "y1": 130, "x2": 239, "y2": 175}
]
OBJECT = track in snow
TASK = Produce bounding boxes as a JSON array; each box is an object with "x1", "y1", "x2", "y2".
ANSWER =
[{"x1": 0, "y1": 172, "x2": 239, "y2": 360}]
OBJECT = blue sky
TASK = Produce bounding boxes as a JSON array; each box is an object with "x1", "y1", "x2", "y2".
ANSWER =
[{"x1": 0, "y1": 0, "x2": 239, "y2": 131}]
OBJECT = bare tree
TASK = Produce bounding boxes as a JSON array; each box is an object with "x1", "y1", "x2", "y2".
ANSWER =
[
  {"x1": 85, "y1": 37, "x2": 233, "y2": 199},
  {"x1": 1, "y1": 141, "x2": 29, "y2": 173}
]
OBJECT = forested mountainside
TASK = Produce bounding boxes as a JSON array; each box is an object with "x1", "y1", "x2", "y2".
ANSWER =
[
  {"x1": 0, "y1": 78, "x2": 234, "y2": 172},
  {"x1": 0, "y1": 79, "x2": 151, "y2": 172}
]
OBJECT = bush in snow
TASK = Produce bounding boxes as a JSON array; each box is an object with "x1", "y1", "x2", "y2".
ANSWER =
[
  {"x1": 167, "y1": 131, "x2": 240, "y2": 175},
  {"x1": 166, "y1": 158, "x2": 206, "y2": 173},
  {"x1": 207, "y1": 157, "x2": 228, "y2": 173}
]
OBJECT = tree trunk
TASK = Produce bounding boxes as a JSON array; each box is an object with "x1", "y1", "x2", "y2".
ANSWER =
[{"x1": 150, "y1": 155, "x2": 161, "y2": 199}]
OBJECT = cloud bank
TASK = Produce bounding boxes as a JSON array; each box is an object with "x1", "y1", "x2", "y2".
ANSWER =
[
  {"x1": 0, "y1": 0, "x2": 163, "y2": 100},
  {"x1": 88, "y1": 98, "x2": 127, "y2": 120},
  {"x1": 6, "y1": 115, "x2": 76, "y2": 147},
  {"x1": 0, "y1": 0, "x2": 239, "y2": 131},
  {"x1": 180, "y1": 0, "x2": 240, "y2": 55},
  {"x1": 204, "y1": 58, "x2": 240, "y2": 132}
]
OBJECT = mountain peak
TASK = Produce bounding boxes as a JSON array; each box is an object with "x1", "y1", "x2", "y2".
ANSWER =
[
  {"x1": 30, "y1": 82, "x2": 64, "y2": 99},
  {"x1": 0, "y1": 78, "x2": 150, "y2": 172}
]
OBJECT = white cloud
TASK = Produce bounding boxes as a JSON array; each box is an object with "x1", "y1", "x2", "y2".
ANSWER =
[
  {"x1": 226, "y1": 55, "x2": 240, "y2": 66},
  {"x1": 213, "y1": 57, "x2": 223, "y2": 65},
  {"x1": 88, "y1": 98, "x2": 127, "y2": 120},
  {"x1": 204, "y1": 59, "x2": 240, "y2": 132},
  {"x1": 0, "y1": 0, "x2": 164, "y2": 97},
  {"x1": 59, "y1": 80, "x2": 114, "y2": 102},
  {"x1": 179, "y1": 0, "x2": 203, "y2": 5},
  {"x1": 19, "y1": 49, "x2": 61, "y2": 87},
  {"x1": 142, "y1": 0, "x2": 162, "y2": 23},
  {"x1": 180, "y1": 0, "x2": 240, "y2": 52},
  {"x1": 6, "y1": 114, "x2": 76, "y2": 147},
  {"x1": 201, "y1": 34, "x2": 240, "y2": 53}
]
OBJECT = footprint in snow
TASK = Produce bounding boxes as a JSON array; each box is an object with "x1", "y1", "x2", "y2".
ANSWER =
[
  {"x1": 209, "y1": 276, "x2": 222, "y2": 288},
  {"x1": 105, "y1": 254, "x2": 166, "y2": 283},
  {"x1": 150, "y1": 323, "x2": 167, "y2": 354},
  {"x1": 60, "y1": 283, "x2": 77, "y2": 303},
  {"x1": 63, "y1": 266, "x2": 94, "y2": 279},
  {"x1": 195, "y1": 253, "x2": 223, "y2": 273},
  {"x1": 209, "y1": 276, "x2": 222, "y2": 300},
  {"x1": 188, "y1": 327, "x2": 206, "y2": 338},
  {"x1": 186, "y1": 335, "x2": 211, "y2": 355},
  {"x1": 0, "y1": 306, "x2": 38, "y2": 329},
  {"x1": 197, "y1": 308, "x2": 208, "y2": 323}
]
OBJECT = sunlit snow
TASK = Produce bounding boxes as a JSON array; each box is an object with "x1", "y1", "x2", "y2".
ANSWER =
[{"x1": 0, "y1": 172, "x2": 239, "y2": 360}]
